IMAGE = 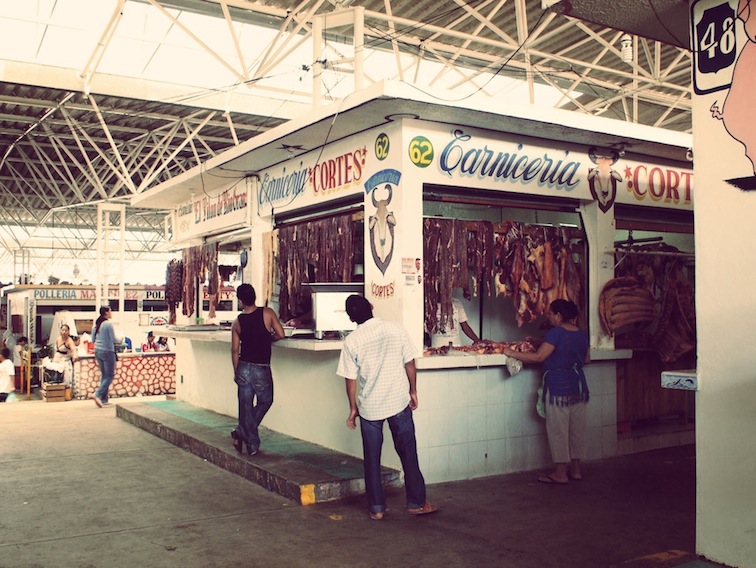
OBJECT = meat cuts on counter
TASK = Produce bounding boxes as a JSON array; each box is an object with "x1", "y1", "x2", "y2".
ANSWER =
[{"x1": 423, "y1": 338, "x2": 539, "y2": 357}]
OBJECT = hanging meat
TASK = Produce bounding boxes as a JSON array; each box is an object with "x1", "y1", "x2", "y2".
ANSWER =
[
  {"x1": 277, "y1": 213, "x2": 355, "y2": 322},
  {"x1": 206, "y1": 242, "x2": 220, "y2": 319},
  {"x1": 493, "y1": 222, "x2": 583, "y2": 327},
  {"x1": 652, "y1": 262, "x2": 696, "y2": 363},
  {"x1": 165, "y1": 259, "x2": 184, "y2": 325},
  {"x1": 423, "y1": 218, "x2": 469, "y2": 334},
  {"x1": 181, "y1": 243, "x2": 217, "y2": 319},
  {"x1": 598, "y1": 276, "x2": 657, "y2": 336}
]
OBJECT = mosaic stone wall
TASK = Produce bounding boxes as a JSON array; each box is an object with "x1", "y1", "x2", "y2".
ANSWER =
[{"x1": 74, "y1": 353, "x2": 176, "y2": 400}]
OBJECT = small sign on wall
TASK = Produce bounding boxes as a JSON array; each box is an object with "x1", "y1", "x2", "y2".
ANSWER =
[{"x1": 691, "y1": 0, "x2": 740, "y2": 94}]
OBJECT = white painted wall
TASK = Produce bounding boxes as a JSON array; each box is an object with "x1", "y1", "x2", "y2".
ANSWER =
[
  {"x1": 691, "y1": 1, "x2": 756, "y2": 565},
  {"x1": 176, "y1": 336, "x2": 621, "y2": 484}
]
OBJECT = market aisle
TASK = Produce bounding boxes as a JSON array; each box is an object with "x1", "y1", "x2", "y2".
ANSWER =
[{"x1": 0, "y1": 398, "x2": 715, "y2": 568}]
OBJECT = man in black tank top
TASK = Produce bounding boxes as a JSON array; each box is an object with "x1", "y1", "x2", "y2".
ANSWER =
[{"x1": 230, "y1": 284, "x2": 285, "y2": 456}]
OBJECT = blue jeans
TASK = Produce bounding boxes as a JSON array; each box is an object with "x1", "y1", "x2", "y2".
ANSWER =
[
  {"x1": 360, "y1": 405, "x2": 426, "y2": 514},
  {"x1": 94, "y1": 350, "x2": 116, "y2": 403},
  {"x1": 233, "y1": 362, "x2": 274, "y2": 452}
]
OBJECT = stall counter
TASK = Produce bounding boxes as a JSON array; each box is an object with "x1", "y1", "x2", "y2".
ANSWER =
[{"x1": 167, "y1": 327, "x2": 631, "y2": 484}]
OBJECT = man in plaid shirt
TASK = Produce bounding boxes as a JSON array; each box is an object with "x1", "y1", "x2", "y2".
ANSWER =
[{"x1": 337, "y1": 295, "x2": 438, "y2": 520}]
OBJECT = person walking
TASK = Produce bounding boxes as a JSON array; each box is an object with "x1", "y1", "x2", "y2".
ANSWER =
[
  {"x1": 502, "y1": 299, "x2": 590, "y2": 484},
  {"x1": 230, "y1": 284, "x2": 285, "y2": 456},
  {"x1": 91, "y1": 306, "x2": 118, "y2": 408},
  {"x1": 337, "y1": 295, "x2": 438, "y2": 520}
]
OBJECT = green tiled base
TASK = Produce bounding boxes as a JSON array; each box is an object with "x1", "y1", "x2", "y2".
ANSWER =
[{"x1": 116, "y1": 400, "x2": 401, "y2": 506}]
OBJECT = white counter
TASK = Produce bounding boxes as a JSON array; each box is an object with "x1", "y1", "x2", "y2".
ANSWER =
[{"x1": 169, "y1": 327, "x2": 625, "y2": 484}]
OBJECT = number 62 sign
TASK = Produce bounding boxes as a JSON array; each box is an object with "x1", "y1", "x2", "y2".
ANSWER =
[{"x1": 692, "y1": 0, "x2": 741, "y2": 94}]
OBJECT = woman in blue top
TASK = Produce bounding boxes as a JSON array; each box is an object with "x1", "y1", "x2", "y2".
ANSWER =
[
  {"x1": 91, "y1": 306, "x2": 117, "y2": 408},
  {"x1": 503, "y1": 299, "x2": 590, "y2": 484}
]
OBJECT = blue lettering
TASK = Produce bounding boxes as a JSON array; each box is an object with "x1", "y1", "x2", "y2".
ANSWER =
[{"x1": 439, "y1": 130, "x2": 581, "y2": 191}]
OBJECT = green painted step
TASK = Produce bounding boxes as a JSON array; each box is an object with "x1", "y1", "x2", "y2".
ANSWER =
[{"x1": 116, "y1": 400, "x2": 401, "y2": 505}]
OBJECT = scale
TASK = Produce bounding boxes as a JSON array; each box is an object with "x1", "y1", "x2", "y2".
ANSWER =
[{"x1": 304, "y1": 283, "x2": 363, "y2": 339}]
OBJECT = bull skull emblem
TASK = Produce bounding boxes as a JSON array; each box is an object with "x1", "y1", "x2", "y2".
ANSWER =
[
  {"x1": 587, "y1": 147, "x2": 621, "y2": 213},
  {"x1": 369, "y1": 184, "x2": 397, "y2": 275}
]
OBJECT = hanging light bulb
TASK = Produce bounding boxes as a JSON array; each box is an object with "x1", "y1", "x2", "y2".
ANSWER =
[{"x1": 621, "y1": 34, "x2": 633, "y2": 63}]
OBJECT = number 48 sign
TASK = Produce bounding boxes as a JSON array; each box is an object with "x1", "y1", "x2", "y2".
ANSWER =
[{"x1": 692, "y1": 0, "x2": 741, "y2": 94}]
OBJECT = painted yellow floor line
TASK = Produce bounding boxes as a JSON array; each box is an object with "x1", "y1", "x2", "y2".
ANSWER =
[{"x1": 301, "y1": 484, "x2": 316, "y2": 505}]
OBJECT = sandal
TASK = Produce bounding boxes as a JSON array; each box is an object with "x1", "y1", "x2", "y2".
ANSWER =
[
  {"x1": 369, "y1": 511, "x2": 384, "y2": 520},
  {"x1": 538, "y1": 475, "x2": 569, "y2": 484},
  {"x1": 407, "y1": 502, "x2": 438, "y2": 515}
]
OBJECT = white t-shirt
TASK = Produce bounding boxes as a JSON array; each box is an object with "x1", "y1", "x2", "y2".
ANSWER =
[
  {"x1": 0, "y1": 358, "x2": 15, "y2": 393},
  {"x1": 431, "y1": 298, "x2": 468, "y2": 348},
  {"x1": 13, "y1": 344, "x2": 24, "y2": 367}
]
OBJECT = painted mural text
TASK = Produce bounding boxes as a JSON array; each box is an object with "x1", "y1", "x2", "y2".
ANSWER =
[
  {"x1": 439, "y1": 129, "x2": 581, "y2": 190},
  {"x1": 259, "y1": 163, "x2": 309, "y2": 207},
  {"x1": 196, "y1": 186, "x2": 248, "y2": 223},
  {"x1": 312, "y1": 147, "x2": 367, "y2": 195},
  {"x1": 625, "y1": 165, "x2": 693, "y2": 204},
  {"x1": 370, "y1": 280, "x2": 395, "y2": 298}
]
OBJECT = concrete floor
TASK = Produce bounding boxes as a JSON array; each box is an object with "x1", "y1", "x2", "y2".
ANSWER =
[{"x1": 0, "y1": 397, "x2": 723, "y2": 568}]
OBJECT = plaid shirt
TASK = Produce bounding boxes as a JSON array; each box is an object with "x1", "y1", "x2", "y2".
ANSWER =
[{"x1": 337, "y1": 317, "x2": 420, "y2": 421}]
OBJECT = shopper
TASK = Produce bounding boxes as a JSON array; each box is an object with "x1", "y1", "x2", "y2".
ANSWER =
[
  {"x1": 337, "y1": 295, "x2": 438, "y2": 520},
  {"x1": 230, "y1": 284, "x2": 285, "y2": 456},
  {"x1": 91, "y1": 306, "x2": 117, "y2": 408},
  {"x1": 52, "y1": 324, "x2": 78, "y2": 386},
  {"x1": 0, "y1": 347, "x2": 15, "y2": 402},
  {"x1": 142, "y1": 331, "x2": 158, "y2": 352},
  {"x1": 12, "y1": 336, "x2": 28, "y2": 389},
  {"x1": 503, "y1": 299, "x2": 590, "y2": 484}
]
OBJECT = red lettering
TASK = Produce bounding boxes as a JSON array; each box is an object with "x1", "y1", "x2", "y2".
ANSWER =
[
  {"x1": 310, "y1": 147, "x2": 367, "y2": 195},
  {"x1": 649, "y1": 168, "x2": 665, "y2": 200},
  {"x1": 632, "y1": 166, "x2": 647, "y2": 200},
  {"x1": 666, "y1": 169, "x2": 680, "y2": 202},
  {"x1": 310, "y1": 165, "x2": 318, "y2": 193},
  {"x1": 370, "y1": 281, "x2": 395, "y2": 298},
  {"x1": 680, "y1": 172, "x2": 693, "y2": 202}
]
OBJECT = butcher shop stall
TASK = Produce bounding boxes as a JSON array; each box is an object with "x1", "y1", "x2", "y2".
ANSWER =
[{"x1": 133, "y1": 82, "x2": 695, "y2": 483}]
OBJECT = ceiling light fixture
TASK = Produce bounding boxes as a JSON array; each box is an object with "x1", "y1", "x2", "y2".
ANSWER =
[{"x1": 620, "y1": 34, "x2": 633, "y2": 63}]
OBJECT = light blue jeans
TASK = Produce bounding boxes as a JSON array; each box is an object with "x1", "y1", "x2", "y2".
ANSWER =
[
  {"x1": 233, "y1": 362, "x2": 274, "y2": 452},
  {"x1": 94, "y1": 350, "x2": 116, "y2": 403}
]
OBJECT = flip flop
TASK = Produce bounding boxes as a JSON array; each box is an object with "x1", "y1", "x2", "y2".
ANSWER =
[
  {"x1": 538, "y1": 475, "x2": 569, "y2": 484},
  {"x1": 569, "y1": 473, "x2": 583, "y2": 481},
  {"x1": 369, "y1": 511, "x2": 384, "y2": 520}
]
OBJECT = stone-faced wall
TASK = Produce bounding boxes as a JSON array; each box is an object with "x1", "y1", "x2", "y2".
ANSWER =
[{"x1": 74, "y1": 353, "x2": 176, "y2": 400}]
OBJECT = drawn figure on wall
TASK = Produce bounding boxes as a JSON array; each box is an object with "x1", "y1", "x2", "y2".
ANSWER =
[
  {"x1": 369, "y1": 184, "x2": 397, "y2": 275},
  {"x1": 710, "y1": 0, "x2": 756, "y2": 189},
  {"x1": 587, "y1": 148, "x2": 622, "y2": 212}
]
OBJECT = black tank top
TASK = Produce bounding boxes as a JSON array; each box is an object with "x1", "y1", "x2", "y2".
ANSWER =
[{"x1": 238, "y1": 309, "x2": 272, "y2": 364}]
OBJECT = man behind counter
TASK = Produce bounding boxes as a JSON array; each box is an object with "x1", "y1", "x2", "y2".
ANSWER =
[{"x1": 429, "y1": 297, "x2": 481, "y2": 348}]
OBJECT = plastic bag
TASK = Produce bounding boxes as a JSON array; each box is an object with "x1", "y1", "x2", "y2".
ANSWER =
[{"x1": 536, "y1": 378, "x2": 546, "y2": 419}]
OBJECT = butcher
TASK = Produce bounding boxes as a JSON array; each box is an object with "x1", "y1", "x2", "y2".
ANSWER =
[{"x1": 429, "y1": 296, "x2": 481, "y2": 348}]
